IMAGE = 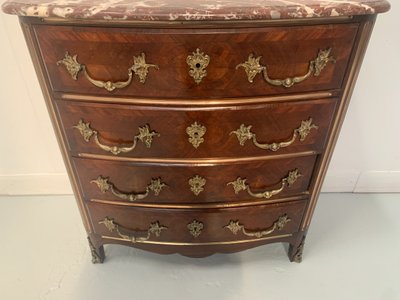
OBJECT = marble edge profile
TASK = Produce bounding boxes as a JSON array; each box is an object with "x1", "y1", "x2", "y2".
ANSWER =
[{"x1": 1, "y1": 1, "x2": 391, "y2": 21}]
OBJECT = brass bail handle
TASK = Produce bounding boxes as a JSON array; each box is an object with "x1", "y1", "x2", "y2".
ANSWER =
[
  {"x1": 224, "y1": 214, "x2": 291, "y2": 238},
  {"x1": 91, "y1": 176, "x2": 167, "y2": 202},
  {"x1": 99, "y1": 217, "x2": 168, "y2": 243},
  {"x1": 227, "y1": 169, "x2": 302, "y2": 199},
  {"x1": 230, "y1": 118, "x2": 318, "y2": 151},
  {"x1": 73, "y1": 119, "x2": 160, "y2": 155},
  {"x1": 57, "y1": 52, "x2": 159, "y2": 91},
  {"x1": 236, "y1": 48, "x2": 336, "y2": 88}
]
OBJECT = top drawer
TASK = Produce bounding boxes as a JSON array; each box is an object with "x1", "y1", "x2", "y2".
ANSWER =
[{"x1": 34, "y1": 23, "x2": 358, "y2": 99}]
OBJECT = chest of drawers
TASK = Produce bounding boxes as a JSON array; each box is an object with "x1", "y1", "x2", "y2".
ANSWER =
[{"x1": 2, "y1": 0, "x2": 390, "y2": 263}]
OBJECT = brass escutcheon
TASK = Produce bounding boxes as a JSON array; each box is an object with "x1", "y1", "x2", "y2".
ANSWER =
[
  {"x1": 186, "y1": 48, "x2": 210, "y2": 84},
  {"x1": 188, "y1": 175, "x2": 206, "y2": 196},
  {"x1": 186, "y1": 122, "x2": 206, "y2": 148},
  {"x1": 187, "y1": 220, "x2": 204, "y2": 238}
]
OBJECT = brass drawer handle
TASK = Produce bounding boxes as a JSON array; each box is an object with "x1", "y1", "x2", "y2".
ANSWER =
[
  {"x1": 74, "y1": 119, "x2": 160, "y2": 155},
  {"x1": 91, "y1": 176, "x2": 166, "y2": 202},
  {"x1": 227, "y1": 169, "x2": 301, "y2": 199},
  {"x1": 57, "y1": 52, "x2": 159, "y2": 91},
  {"x1": 99, "y1": 217, "x2": 167, "y2": 243},
  {"x1": 224, "y1": 214, "x2": 291, "y2": 238},
  {"x1": 230, "y1": 118, "x2": 318, "y2": 151},
  {"x1": 236, "y1": 48, "x2": 335, "y2": 88}
]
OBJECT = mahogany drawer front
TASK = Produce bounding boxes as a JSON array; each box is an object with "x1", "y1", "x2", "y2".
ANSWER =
[
  {"x1": 89, "y1": 200, "x2": 307, "y2": 244},
  {"x1": 35, "y1": 23, "x2": 358, "y2": 99},
  {"x1": 57, "y1": 98, "x2": 337, "y2": 158},
  {"x1": 73, "y1": 155, "x2": 316, "y2": 205}
]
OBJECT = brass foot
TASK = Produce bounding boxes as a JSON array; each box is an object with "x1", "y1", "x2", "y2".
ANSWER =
[
  {"x1": 87, "y1": 236, "x2": 105, "y2": 264},
  {"x1": 289, "y1": 235, "x2": 305, "y2": 263}
]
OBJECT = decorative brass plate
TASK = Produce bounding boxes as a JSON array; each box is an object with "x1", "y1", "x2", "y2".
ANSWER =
[
  {"x1": 186, "y1": 48, "x2": 210, "y2": 84},
  {"x1": 187, "y1": 220, "x2": 204, "y2": 238},
  {"x1": 74, "y1": 119, "x2": 160, "y2": 155},
  {"x1": 188, "y1": 175, "x2": 206, "y2": 196},
  {"x1": 236, "y1": 48, "x2": 335, "y2": 88},
  {"x1": 91, "y1": 176, "x2": 166, "y2": 202},
  {"x1": 230, "y1": 118, "x2": 318, "y2": 151},
  {"x1": 224, "y1": 214, "x2": 291, "y2": 238},
  {"x1": 87, "y1": 237, "x2": 104, "y2": 264},
  {"x1": 227, "y1": 169, "x2": 301, "y2": 199},
  {"x1": 99, "y1": 217, "x2": 167, "y2": 243},
  {"x1": 186, "y1": 122, "x2": 206, "y2": 148},
  {"x1": 57, "y1": 52, "x2": 158, "y2": 91}
]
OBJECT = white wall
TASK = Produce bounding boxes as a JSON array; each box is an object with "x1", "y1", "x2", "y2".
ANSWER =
[
  {"x1": 0, "y1": 12, "x2": 70, "y2": 194},
  {"x1": 323, "y1": 4, "x2": 400, "y2": 192},
  {"x1": 0, "y1": 6, "x2": 399, "y2": 195}
]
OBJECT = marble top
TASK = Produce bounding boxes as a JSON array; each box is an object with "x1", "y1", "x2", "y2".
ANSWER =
[{"x1": 2, "y1": 0, "x2": 391, "y2": 21}]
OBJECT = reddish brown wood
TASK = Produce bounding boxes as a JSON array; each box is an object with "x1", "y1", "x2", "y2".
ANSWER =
[
  {"x1": 57, "y1": 98, "x2": 337, "y2": 158},
  {"x1": 288, "y1": 230, "x2": 307, "y2": 262},
  {"x1": 34, "y1": 23, "x2": 358, "y2": 99},
  {"x1": 73, "y1": 155, "x2": 316, "y2": 204},
  {"x1": 89, "y1": 200, "x2": 307, "y2": 244},
  {"x1": 108, "y1": 238, "x2": 288, "y2": 258},
  {"x1": 15, "y1": 13, "x2": 383, "y2": 263}
]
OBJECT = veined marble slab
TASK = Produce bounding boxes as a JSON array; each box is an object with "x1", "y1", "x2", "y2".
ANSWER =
[{"x1": 1, "y1": 0, "x2": 390, "y2": 21}]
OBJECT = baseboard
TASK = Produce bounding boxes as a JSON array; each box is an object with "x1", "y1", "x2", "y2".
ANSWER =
[
  {"x1": 0, "y1": 171, "x2": 399, "y2": 196},
  {"x1": 321, "y1": 170, "x2": 360, "y2": 193},
  {"x1": 0, "y1": 174, "x2": 73, "y2": 195},
  {"x1": 353, "y1": 171, "x2": 400, "y2": 193}
]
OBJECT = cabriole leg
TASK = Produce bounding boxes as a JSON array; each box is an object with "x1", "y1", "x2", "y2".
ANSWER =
[
  {"x1": 87, "y1": 236, "x2": 105, "y2": 264},
  {"x1": 289, "y1": 232, "x2": 306, "y2": 263}
]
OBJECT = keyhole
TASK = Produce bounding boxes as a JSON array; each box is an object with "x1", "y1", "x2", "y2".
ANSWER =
[{"x1": 195, "y1": 63, "x2": 201, "y2": 68}]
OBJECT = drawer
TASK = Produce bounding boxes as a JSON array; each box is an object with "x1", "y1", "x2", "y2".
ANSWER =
[
  {"x1": 73, "y1": 155, "x2": 316, "y2": 205},
  {"x1": 89, "y1": 200, "x2": 307, "y2": 244},
  {"x1": 57, "y1": 98, "x2": 337, "y2": 158},
  {"x1": 35, "y1": 23, "x2": 358, "y2": 99}
]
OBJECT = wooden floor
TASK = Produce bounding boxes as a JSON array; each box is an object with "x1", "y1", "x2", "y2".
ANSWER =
[{"x1": 1, "y1": 193, "x2": 399, "y2": 300}]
